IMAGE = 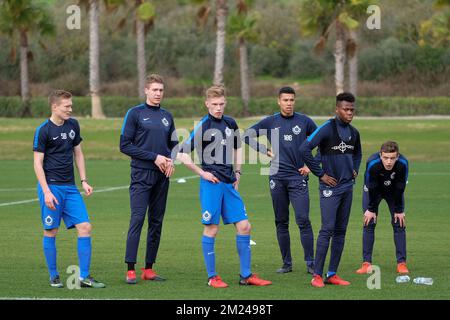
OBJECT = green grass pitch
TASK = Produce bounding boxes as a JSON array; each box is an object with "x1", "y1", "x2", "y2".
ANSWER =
[{"x1": 0, "y1": 118, "x2": 449, "y2": 300}]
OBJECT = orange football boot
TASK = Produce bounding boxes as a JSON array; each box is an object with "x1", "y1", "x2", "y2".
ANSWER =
[{"x1": 356, "y1": 262, "x2": 372, "y2": 274}]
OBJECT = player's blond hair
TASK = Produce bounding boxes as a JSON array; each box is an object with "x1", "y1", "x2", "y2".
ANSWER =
[
  {"x1": 206, "y1": 85, "x2": 226, "y2": 100},
  {"x1": 145, "y1": 74, "x2": 164, "y2": 88},
  {"x1": 48, "y1": 90, "x2": 72, "y2": 107}
]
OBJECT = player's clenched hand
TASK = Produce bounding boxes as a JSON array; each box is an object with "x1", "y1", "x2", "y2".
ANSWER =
[
  {"x1": 320, "y1": 174, "x2": 337, "y2": 187},
  {"x1": 394, "y1": 213, "x2": 406, "y2": 227},
  {"x1": 267, "y1": 150, "x2": 274, "y2": 158},
  {"x1": 363, "y1": 210, "x2": 377, "y2": 226},
  {"x1": 298, "y1": 165, "x2": 310, "y2": 176},
  {"x1": 201, "y1": 171, "x2": 219, "y2": 183},
  {"x1": 154, "y1": 155, "x2": 170, "y2": 173},
  {"x1": 44, "y1": 190, "x2": 59, "y2": 210},
  {"x1": 82, "y1": 181, "x2": 93, "y2": 197}
]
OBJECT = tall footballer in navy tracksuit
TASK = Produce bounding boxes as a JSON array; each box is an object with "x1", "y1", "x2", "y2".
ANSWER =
[
  {"x1": 356, "y1": 141, "x2": 410, "y2": 275},
  {"x1": 33, "y1": 90, "x2": 105, "y2": 288},
  {"x1": 120, "y1": 74, "x2": 178, "y2": 284},
  {"x1": 300, "y1": 92, "x2": 362, "y2": 287},
  {"x1": 177, "y1": 85, "x2": 272, "y2": 288},
  {"x1": 243, "y1": 87, "x2": 316, "y2": 274}
]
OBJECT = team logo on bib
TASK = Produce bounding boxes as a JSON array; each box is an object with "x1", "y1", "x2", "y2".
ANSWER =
[
  {"x1": 45, "y1": 215, "x2": 53, "y2": 226},
  {"x1": 363, "y1": 185, "x2": 369, "y2": 192},
  {"x1": 269, "y1": 180, "x2": 276, "y2": 190},
  {"x1": 69, "y1": 129, "x2": 75, "y2": 140},
  {"x1": 162, "y1": 118, "x2": 169, "y2": 127},
  {"x1": 225, "y1": 127, "x2": 232, "y2": 137},
  {"x1": 202, "y1": 210, "x2": 211, "y2": 222},
  {"x1": 384, "y1": 180, "x2": 391, "y2": 186},
  {"x1": 323, "y1": 189, "x2": 333, "y2": 197},
  {"x1": 292, "y1": 125, "x2": 301, "y2": 135}
]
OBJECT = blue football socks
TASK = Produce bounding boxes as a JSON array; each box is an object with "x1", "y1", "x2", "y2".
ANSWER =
[
  {"x1": 77, "y1": 237, "x2": 92, "y2": 279},
  {"x1": 236, "y1": 234, "x2": 252, "y2": 279},
  {"x1": 43, "y1": 236, "x2": 58, "y2": 279},
  {"x1": 202, "y1": 235, "x2": 216, "y2": 278}
]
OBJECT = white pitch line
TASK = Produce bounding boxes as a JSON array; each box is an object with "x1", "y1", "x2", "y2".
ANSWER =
[
  {"x1": 0, "y1": 175, "x2": 199, "y2": 208},
  {"x1": 0, "y1": 297, "x2": 137, "y2": 300}
]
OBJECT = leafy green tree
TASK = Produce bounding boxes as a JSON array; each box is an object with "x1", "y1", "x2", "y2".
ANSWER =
[
  {"x1": 419, "y1": 0, "x2": 450, "y2": 48},
  {"x1": 0, "y1": 0, "x2": 54, "y2": 114}
]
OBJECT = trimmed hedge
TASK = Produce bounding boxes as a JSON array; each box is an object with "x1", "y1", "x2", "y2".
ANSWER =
[{"x1": 1, "y1": 96, "x2": 449, "y2": 118}]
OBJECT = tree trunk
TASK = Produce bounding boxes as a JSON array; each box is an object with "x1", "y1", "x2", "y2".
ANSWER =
[
  {"x1": 89, "y1": 0, "x2": 105, "y2": 119},
  {"x1": 136, "y1": 18, "x2": 146, "y2": 100},
  {"x1": 334, "y1": 21, "x2": 345, "y2": 95},
  {"x1": 213, "y1": 0, "x2": 227, "y2": 86},
  {"x1": 20, "y1": 31, "x2": 31, "y2": 117},
  {"x1": 19, "y1": 31, "x2": 29, "y2": 103},
  {"x1": 239, "y1": 38, "x2": 250, "y2": 116},
  {"x1": 347, "y1": 29, "x2": 358, "y2": 96}
]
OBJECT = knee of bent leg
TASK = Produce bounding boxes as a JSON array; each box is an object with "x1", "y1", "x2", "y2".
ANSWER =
[
  {"x1": 77, "y1": 222, "x2": 92, "y2": 237},
  {"x1": 364, "y1": 221, "x2": 376, "y2": 232}
]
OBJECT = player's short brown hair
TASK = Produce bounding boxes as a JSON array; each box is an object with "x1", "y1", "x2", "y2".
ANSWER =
[
  {"x1": 145, "y1": 74, "x2": 164, "y2": 88},
  {"x1": 48, "y1": 90, "x2": 72, "y2": 107},
  {"x1": 206, "y1": 85, "x2": 226, "y2": 100},
  {"x1": 380, "y1": 141, "x2": 399, "y2": 154}
]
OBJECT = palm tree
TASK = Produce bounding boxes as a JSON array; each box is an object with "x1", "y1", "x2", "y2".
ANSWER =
[
  {"x1": 214, "y1": 0, "x2": 228, "y2": 85},
  {"x1": 299, "y1": 0, "x2": 374, "y2": 95},
  {"x1": 192, "y1": 0, "x2": 228, "y2": 85},
  {"x1": 0, "y1": 0, "x2": 54, "y2": 115},
  {"x1": 104, "y1": 0, "x2": 155, "y2": 99},
  {"x1": 88, "y1": 0, "x2": 105, "y2": 118},
  {"x1": 227, "y1": 0, "x2": 259, "y2": 115}
]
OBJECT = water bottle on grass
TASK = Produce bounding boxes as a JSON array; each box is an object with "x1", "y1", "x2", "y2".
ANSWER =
[
  {"x1": 413, "y1": 277, "x2": 433, "y2": 285},
  {"x1": 395, "y1": 275, "x2": 410, "y2": 283}
]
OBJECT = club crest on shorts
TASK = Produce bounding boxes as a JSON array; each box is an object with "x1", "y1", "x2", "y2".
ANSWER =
[
  {"x1": 225, "y1": 127, "x2": 232, "y2": 137},
  {"x1": 162, "y1": 117, "x2": 169, "y2": 127},
  {"x1": 45, "y1": 215, "x2": 53, "y2": 226},
  {"x1": 69, "y1": 129, "x2": 75, "y2": 140},
  {"x1": 363, "y1": 184, "x2": 369, "y2": 192},
  {"x1": 292, "y1": 125, "x2": 301, "y2": 135},
  {"x1": 384, "y1": 180, "x2": 391, "y2": 186},
  {"x1": 269, "y1": 179, "x2": 276, "y2": 190},
  {"x1": 202, "y1": 210, "x2": 211, "y2": 222},
  {"x1": 323, "y1": 189, "x2": 333, "y2": 197}
]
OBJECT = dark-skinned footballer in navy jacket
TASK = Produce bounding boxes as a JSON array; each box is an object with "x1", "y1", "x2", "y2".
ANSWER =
[{"x1": 299, "y1": 92, "x2": 362, "y2": 288}]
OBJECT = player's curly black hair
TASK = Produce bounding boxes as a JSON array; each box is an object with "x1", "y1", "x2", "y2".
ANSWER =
[{"x1": 336, "y1": 92, "x2": 355, "y2": 104}]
